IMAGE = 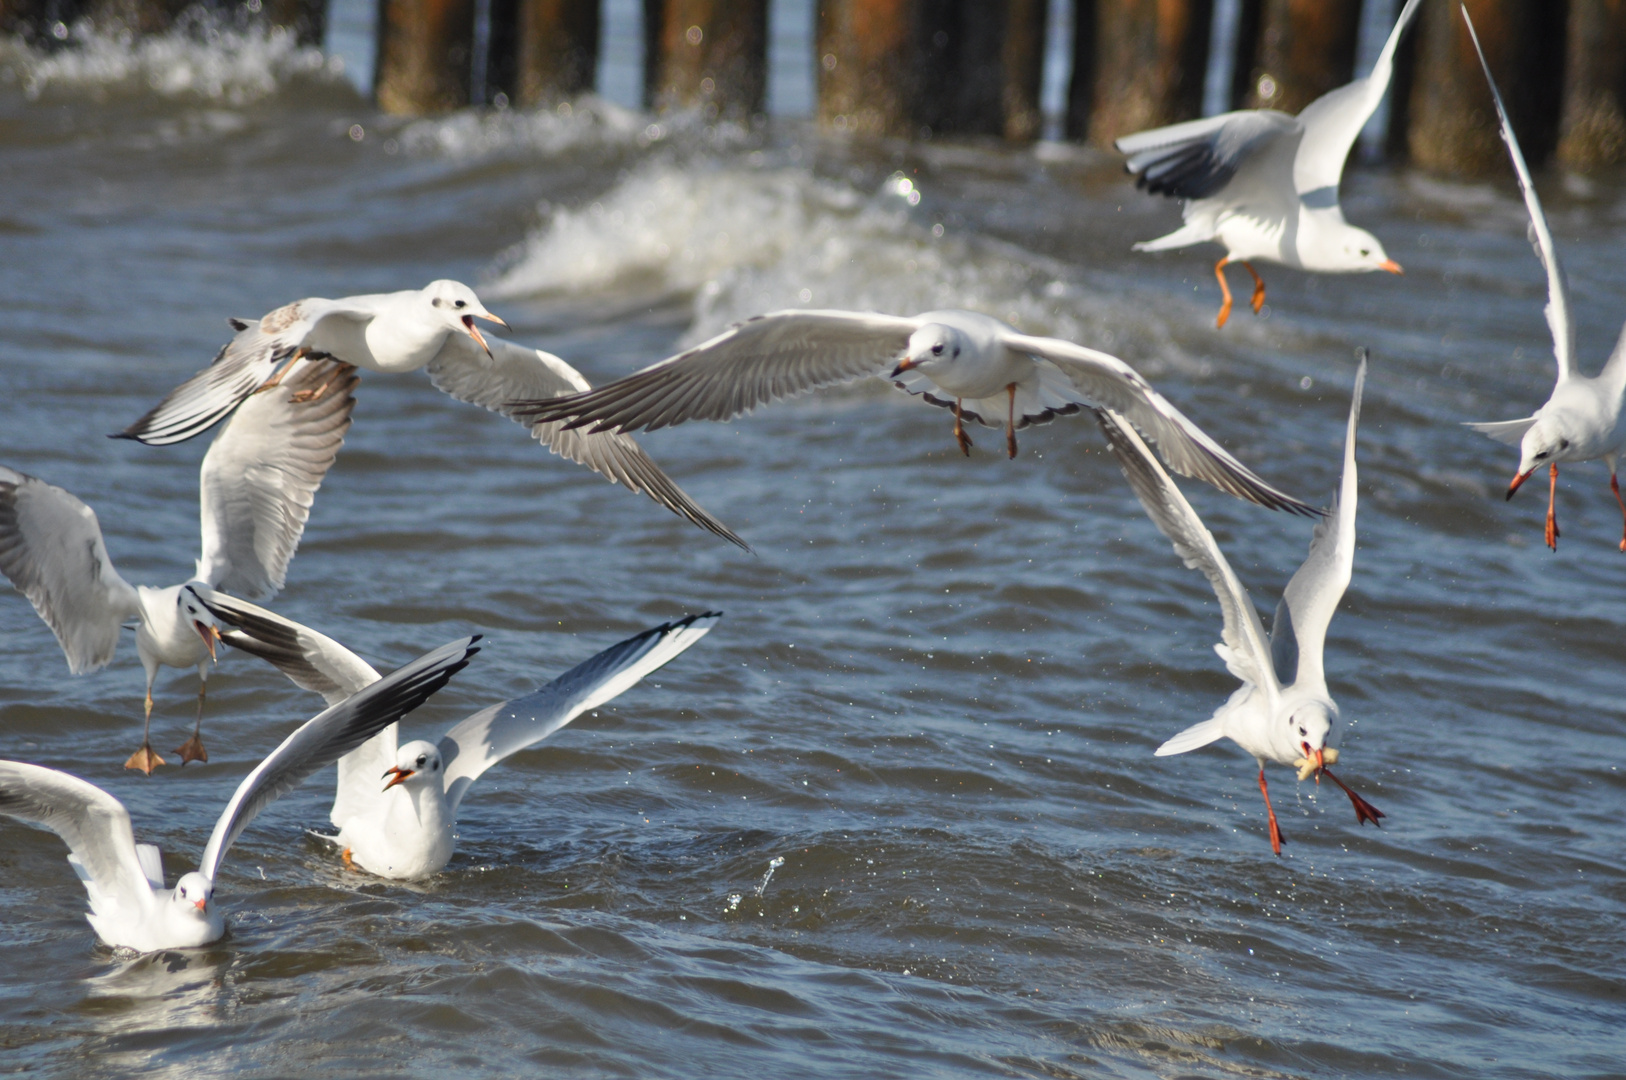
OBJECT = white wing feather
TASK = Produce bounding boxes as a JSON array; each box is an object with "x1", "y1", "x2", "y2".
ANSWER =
[{"x1": 0, "y1": 761, "x2": 154, "y2": 919}]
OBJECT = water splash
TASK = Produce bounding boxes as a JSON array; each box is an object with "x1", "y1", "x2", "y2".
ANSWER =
[{"x1": 754, "y1": 856, "x2": 785, "y2": 898}]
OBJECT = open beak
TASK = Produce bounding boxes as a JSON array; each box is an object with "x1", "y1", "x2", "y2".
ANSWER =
[
  {"x1": 890, "y1": 357, "x2": 914, "y2": 378},
  {"x1": 194, "y1": 621, "x2": 221, "y2": 663},
  {"x1": 1507, "y1": 467, "x2": 1535, "y2": 500},
  {"x1": 1378, "y1": 259, "x2": 1403, "y2": 275},
  {"x1": 382, "y1": 765, "x2": 414, "y2": 791},
  {"x1": 460, "y1": 315, "x2": 493, "y2": 358}
]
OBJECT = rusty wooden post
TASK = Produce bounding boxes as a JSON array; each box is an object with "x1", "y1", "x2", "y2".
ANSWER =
[
  {"x1": 978, "y1": 0, "x2": 1048, "y2": 141},
  {"x1": 1558, "y1": 0, "x2": 1626, "y2": 171},
  {"x1": 645, "y1": 0, "x2": 767, "y2": 119},
  {"x1": 815, "y1": 0, "x2": 920, "y2": 136},
  {"x1": 375, "y1": 0, "x2": 475, "y2": 114},
  {"x1": 510, "y1": 0, "x2": 598, "y2": 107},
  {"x1": 1241, "y1": 0, "x2": 1362, "y2": 114},
  {"x1": 1407, "y1": 0, "x2": 1565, "y2": 176},
  {"x1": 1084, "y1": 0, "x2": 1212, "y2": 148}
]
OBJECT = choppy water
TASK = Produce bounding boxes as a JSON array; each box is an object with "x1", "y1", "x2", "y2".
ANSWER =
[{"x1": 2, "y1": 16, "x2": 1626, "y2": 1080}]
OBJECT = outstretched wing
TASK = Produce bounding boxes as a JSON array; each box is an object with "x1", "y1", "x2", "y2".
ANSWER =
[
  {"x1": 1095, "y1": 410, "x2": 1277, "y2": 700},
  {"x1": 428, "y1": 335, "x2": 747, "y2": 549},
  {"x1": 1462, "y1": 6, "x2": 1573, "y2": 382},
  {"x1": 196, "y1": 360, "x2": 359, "y2": 598},
  {"x1": 1003, "y1": 337, "x2": 1319, "y2": 516},
  {"x1": 508, "y1": 310, "x2": 921, "y2": 433},
  {"x1": 438, "y1": 613, "x2": 719, "y2": 813},
  {"x1": 1116, "y1": 110, "x2": 1299, "y2": 200},
  {"x1": 1463, "y1": 416, "x2": 1538, "y2": 446},
  {"x1": 196, "y1": 636, "x2": 479, "y2": 883},
  {"x1": 1270, "y1": 357, "x2": 1365, "y2": 692},
  {"x1": 0, "y1": 760, "x2": 153, "y2": 918},
  {"x1": 1293, "y1": 0, "x2": 1423, "y2": 198},
  {"x1": 196, "y1": 589, "x2": 381, "y2": 705},
  {"x1": 0, "y1": 467, "x2": 140, "y2": 673}
]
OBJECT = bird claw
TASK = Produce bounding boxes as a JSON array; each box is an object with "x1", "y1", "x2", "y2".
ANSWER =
[
  {"x1": 174, "y1": 735, "x2": 208, "y2": 766},
  {"x1": 124, "y1": 744, "x2": 165, "y2": 775},
  {"x1": 955, "y1": 429, "x2": 973, "y2": 456}
]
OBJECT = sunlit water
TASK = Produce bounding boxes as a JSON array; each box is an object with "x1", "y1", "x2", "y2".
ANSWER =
[{"x1": 1, "y1": 17, "x2": 1625, "y2": 1080}]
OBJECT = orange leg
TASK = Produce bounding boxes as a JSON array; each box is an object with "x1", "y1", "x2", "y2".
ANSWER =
[
  {"x1": 1320, "y1": 767, "x2": 1385, "y2": 828},
  {"x1": 341, "y1": 847, "x2": 355, "y2": 870},
  {"x1": 1005, "y1": 384, "x2": 1018, "y2": 459},
  {"x1": 1214, "y1": 258, "x2": 1234, "y2": 329},
  {"x1": 953, "y1": 398, "x2": 973, "y2": 456},
  {"x1": 289, "y1": 364, "x2": 345, "y2": 404},
  {"x1": 1241, "y1": 260, "x2": 1266, "y2": 313},
  {"x1": 1611, "y1": 474, "x2": 1626, "y2": 553},
  {"x1": 174, "y1": 680, "x2": 209, "y2": 766},
  {"x1": 253, "y1": 347, "x2": 307, "y2": 394},
  {"x1": 125, "y1": 691, "x2": 164, "y2": 775},
  {"x1": 1258, "y1": 765, "x2": 1285, "y2": 855},
  {"x1": 1546, "y1": 462, "x2": 1560, "y2": 551}
]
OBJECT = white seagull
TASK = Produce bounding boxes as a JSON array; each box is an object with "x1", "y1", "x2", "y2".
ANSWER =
[
  {"x1": 116, "y1": 280, "x2": 744, "y2": 549},
  {"x1": 1100, "y1": 357, "x2": 1382, "y2": 854},
  {"x1": 1459, "y1": 9, "x2": 1626, "y2": 552},
  {"x1": 0, "y1": 359, "x2": 358, "y2": 773},
  {"x1": 509, "y1": 308, "x2": 1318, "y2": 515},
  {"x1": 0, "y1": 637, "x2": 477, "y2": 952},
  {"x1": 193, "y1": 593, "x2": 718, "y2": 880},
  {"x1": 1114, "y1": 0, "x2": 1419, "y2": 327}
]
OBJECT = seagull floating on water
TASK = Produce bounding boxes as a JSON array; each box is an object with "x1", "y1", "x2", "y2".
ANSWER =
[
  {"x1": 1458, "y1": 8, "x2": 1626, "y2": 552},
  {"x1": 196, "y1": 593, "x2": 718, "y2": 880},
  {"x1": 0, "y1": 637, "x2": 477, "y2": 951},
  {"x1": 1100, "y1": 356, "x2": 1382, "y2": 854},
  {"x1": 115, "y1": 280, "x2": 744, "y2": 549},
  {"x1": 1114, "y1": 0, "x2": 1419, "y2": 327},
  {"x1": 0, "y1": 360, "x2": 358, "y2": 774},
  {"x1": 510, "y1": 308, "x2": 1318, "y2": 515}
]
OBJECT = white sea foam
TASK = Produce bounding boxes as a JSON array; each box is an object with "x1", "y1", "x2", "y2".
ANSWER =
[
  {"x1": 0, "y1": 14, "x2": 341, "y2": 105},
  {"x1": 391, "y1": 96, "x2": 651, "y2": 159}
]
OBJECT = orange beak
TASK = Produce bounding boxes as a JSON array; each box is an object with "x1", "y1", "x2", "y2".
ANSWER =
[
  {"x1": 1507, "y1": 467, "x2": 1535, "y2": 500},
  {"x1": 890, "y1": 357, "x2": 914, "y2": 378},
  {"x1": 194, "y1": 621, "x2": 221, "y2": 662},
  {"x1": 1311, "y1": 746, "x2": 1325, "y2": 783},
  {"x1": 194, "y1": 897, "x2": 208, "y2": 911},
  {"x1": 382, "y1": 766, "x2": 414, "y2": 791},
  {"x1": 1378, "y1": 259, "x2": 1403, "y2": 275}
]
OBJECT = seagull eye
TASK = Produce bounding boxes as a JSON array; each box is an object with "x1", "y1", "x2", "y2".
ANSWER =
[
  {"x1": 931, "y1": 343, "x2": 944, "y2": 356},
  {"x1": 178, "y1": 887, "x2": 187, "y2": 898},
  {"x1": 1298, "y1": 726, "x2": 1306, "y2": 737},
  {"x1": 1360, "y1": 248, "x2": 1370, "y2": 257},
  {"x1": 1559, "y1": 439, "x2": 1570, "y2": 450},
  {"x1": 416, "y1": 754, "x2": 428, "y2": 767},
  {"x1": 454, "y1": 300, "x2": 466, "y2": 309}
]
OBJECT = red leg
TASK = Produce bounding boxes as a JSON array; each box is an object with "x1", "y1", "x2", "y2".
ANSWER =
[
  {"x1": 1005, "y1": 384, "x2": 1018, "y2": 459},
  {"x1": 953, "y1": 399, "x2": 972, "y2": 456},
  {"x1": 1611, "y1": 474, "x2": 1626, "y2": 553},
  {"x1": 1258, "y1": 765, "x2": 1284, "y2": 855},
  {"x1": 1214, "y1": 258, "x2": 1234, "y2": 329},
  {"x1": 1546, "y1": 462, "x2": 1560, "y2": 550},
  {"x1": 1241, "y1": 260, "x2": 1266, "y2": 313},
  {"x1": 1320, "y1": 767, "x2": 1385, "y2": 828}
]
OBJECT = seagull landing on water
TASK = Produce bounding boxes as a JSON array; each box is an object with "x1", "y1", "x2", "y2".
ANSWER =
[
  {"x1": 191, "y1": 594, "x2": 718, "y2": 880},
  {"x1": 1457, "y1": 8, "x2": 1626, "y2": 552},
  {"x1": 0, "y1": 638, "x2": 476, "y2": 951},
  {"x1": 115, "y1": 280, "x2": 744, "y2": 549},
  {"x1": 0, "y1": 360, "x2": 358, "y2": 773},
  {"x1": 1115, "y1": 0, "x2": 1419, "y2": 328},
  {"x1": 1100, "y1": 356, "x2": 1382, "y2": 855},
  {"x1": 509, "y1": 308, "x2": 1320, "y2": 516}
]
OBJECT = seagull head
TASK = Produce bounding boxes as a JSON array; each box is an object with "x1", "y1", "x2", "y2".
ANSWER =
[
  {"x1": 1289, "y1": 702, "x2": 1335, "y2": 777},
  {"x1": 1337, "y1": 228, "x2": 1403, "y2": 276},
  {"x1": 1508, "y1": 418, "x2": 1570, "y2": 499},
  {"x1": 891, "y1": 323, "x2": 967, "y2": 378},
  {"x1": 171, "y1": 872, "x2": 214, "y2": 917},
  {"x1": 382, "y1": 740, "x2": 442, "y2": 792},
  {"x1": 424, "y1": 280, "x2": 509, "y2": 358},
  {"x1": 179, "y1": 586, "x2": 223, "y2": 663}
]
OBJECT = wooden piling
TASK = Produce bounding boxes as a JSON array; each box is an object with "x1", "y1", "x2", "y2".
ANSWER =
[
  {"x1": 1080, "y1": 0, "x2": 1212, "y2": 149},
  {"x1": 1557, "y1": 0, "x2": 1626, "y2": 171},
  {"x1": 1241, "y1": 0, "x2": 1362, "y2": 114},
  {"x1": 1406, "y1": 0, "x2": 1565, "y2": 176},
  {"x1": 510, "y1": 0, "x2": 598, "y2": 107},
  {"x1": 645, "y1": 0, "x2": 767, "y2": 119},
  {"x1": 259, "y1": 0, "x2": 328, "y2": 46},
  {"x1": 945, "y1": 0, "x2": 1046, "y2": 141},
  {"x1": 375, "y1": 0, "x2": 475, "y2": 114}
]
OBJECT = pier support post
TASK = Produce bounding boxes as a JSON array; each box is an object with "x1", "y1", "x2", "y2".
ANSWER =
[
  {"x1": 1558, "y1": 0, "x2": 1626, "y2": 171},
  {"x1": 645, "y1": 0, "x2": 767, "y2": 119},
  {"x1": 375, "y1": 0, "x2": 476, "y2": 114},
  {"x1": 1242, "y1": 0, "x2": 1362, "y2": 114},
  {"x1": 512, "y1": 0, "x2": 598, "y2": 107},
  {"x1": 260, "y1": 0, "x2": 327, "y2": 45},
  {"x1": 1081, "y1": 0, "x2": 1212, "y2": 149},
  {"x1": 954, "y1": 0, "x2": 1047, "y2": 141}
]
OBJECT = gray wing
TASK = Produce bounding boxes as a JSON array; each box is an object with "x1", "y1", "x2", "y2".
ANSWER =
[
  {"x1": 1004, "y1": 336, "x2": 1319, "y2": 516},
  {"x1": 1095, "y1": 410, "x2": 1278, "y2": 698},
  {"x1": 196, "y1": 588, "x2": 381, "y2": 706},
  {"x1": 0, "y1": 761, "x2": 153, "y2": 917},
  {"x1": 1463, "y1": 7, "x2": 1573, "y2": 382},
  {"x1": 0, "y1": 467, "x2": 141, "y2": 673},
  {"x1": 196, "y1": 360, "x2": 359, "y2": 599},
  {"x1": 1116, "y1": 110, "x2": 1300, "y2": 200},
  {"x1": 508, "y1": 310, "x2": 922, "y2": 432},
  {"x1": 1271, "y1": 357, "x2": 1364, "y2": 694},
  {"x1": 428, "y1": 335, "x2": 747, "y2": 549},
  {"x1": 197, "y1": 636, "x2": 479, "y2": 883},
  {"x1": 1294, "y1": 0, "x2": 1423, "y2": 197},
  {"x1": 439, "y1": 612, "x2": 718, "y2": 813}
]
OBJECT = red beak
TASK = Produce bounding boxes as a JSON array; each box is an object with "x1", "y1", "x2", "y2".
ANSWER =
[
  {"x1": 194, "y1": 898, "x2": 207, "y2": 911},
  {"x1": 382, "y1": 766, "x2": 414, "y2": 791}
]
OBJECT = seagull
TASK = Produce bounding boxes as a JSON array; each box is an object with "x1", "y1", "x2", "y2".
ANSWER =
[
  {"x1": 191, "y1": 593, "x2": 718, "y2": 879},
  {"x1": 1114, "y1": 0, "x2": 1419, "y2": 328},
  {"x1": 508, "y1": 308, "x2": 1319, "y2": 515},
  {"x1": 1458, "y1": 10, "x2": 1626, "y2": 552},
  {"x1": 0, "y1": 359, "x2": 358, "y2": 774},
  {"x1": 0, "y1": 637, "x2": 477, "y2": 952},
  {"x1": 1099, "y1": 356, "x2": 1382, "y2": 854},
  {"x1": 114, "y1": 280, "x2": 745, "y2": 549}
]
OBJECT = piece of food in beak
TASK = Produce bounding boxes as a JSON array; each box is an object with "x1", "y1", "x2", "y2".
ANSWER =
[{"x1": 1291, "y1": 746, "x2": 1337, "y2": 781}]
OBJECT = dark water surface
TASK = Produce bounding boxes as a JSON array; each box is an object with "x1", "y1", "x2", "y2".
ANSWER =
[{"x1": 2, "y1": 21, "x2": 1625, "y2": 1080}]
